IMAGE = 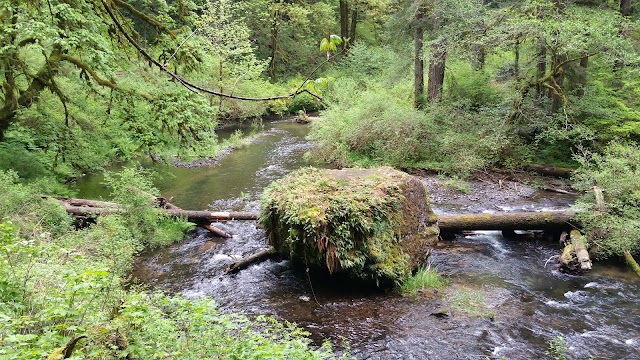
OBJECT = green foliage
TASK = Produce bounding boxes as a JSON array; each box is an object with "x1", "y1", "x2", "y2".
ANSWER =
[
  {"x1": 320, "y1": 35, "x2": 343, "y2": 59},
  {"x1": 0, "y1": 170, "x2": 341, "y2": 359},
  {"x1": 545, "y1": 336, "x2": 569, "y2": 360},
  {"x1": 400, "y1": 266, "x2": 448, "y2": 296},
  {"x1": 103, "y1": 166, "x2": 194, "y2": 248},
  {"x1": 442, "y1": 177, "x2": 471, "y2": 194},
  {"x1": 445, "y1": 63, "x2": 505, "y2": 111},
  {"x1": 0, "y1": 170, "x2": 73, "y2": 238},
  {"x1": 0, "y1": 142, "x2": 50, "y2": 180},
  {"x1": 572, "y1": 141, "x2": 640, "y2": 258},
  {"x1": 260, "y1": 167, "x2": 416, "y2": 284},
  {"x1": 309, "y1": 86, "x2": 514, "y2": 175}
]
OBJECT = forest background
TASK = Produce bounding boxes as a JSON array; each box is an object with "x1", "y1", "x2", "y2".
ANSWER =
[{"x1": 1, "y1": 0, "x2": 639, "y2": 358}]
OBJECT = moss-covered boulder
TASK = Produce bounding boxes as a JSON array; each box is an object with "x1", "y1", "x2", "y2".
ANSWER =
[{"x1": 260, "y1": 167, "x2": 439, "y2": 285}]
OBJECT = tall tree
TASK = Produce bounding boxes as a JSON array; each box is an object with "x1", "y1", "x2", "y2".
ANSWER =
[
  {"x1": 621, "y1": 0, "x2": 632, "y2": 16},
  {"x1": 414, "y1": 6, "x2": 425, "y2": 108},
  {"x1": 427, "y1": 11, "x2": 446, "y2": 102},
  {"x1": 340, "y1": 0, "x2": 350, "y2": 48}
]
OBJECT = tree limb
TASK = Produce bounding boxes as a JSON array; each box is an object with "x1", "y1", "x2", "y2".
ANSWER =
[
  {"x1": 60, "y1": 54, "x2": 118, "y2": 90},
  {"x1": 110, "y1": 0, "x2": 172, "y2": 36},
  {"x1": 99, "y1": 0, "x2": 323, "y2": 102}
]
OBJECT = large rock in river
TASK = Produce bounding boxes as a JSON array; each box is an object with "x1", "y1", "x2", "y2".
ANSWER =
[{"x1": 260, "y1": 167, "x2": 439, "y2": 285}]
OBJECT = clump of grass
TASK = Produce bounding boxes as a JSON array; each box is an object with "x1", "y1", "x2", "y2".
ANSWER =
[
  {"x1": 400, "y1": 266, "x2": 448, "y2": 296},
  {"x1": 450, "y1": 288, "x2": 493, "y2": 319},
  {"x1": 442, "y1": 177, "x2": 471, "y2": 194}
]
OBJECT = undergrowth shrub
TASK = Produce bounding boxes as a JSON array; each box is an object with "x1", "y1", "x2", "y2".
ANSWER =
[
  {"x1": 103, "y1": 166, "x2": 194, "y2": 248},
  {"x1": 0, "y1": 169, "x2": 344, "y2": 359},
  {"x1": 445, "y1": 63, "x2": 505, "y2": 111},
  {"x1": 572, "y1": 141, "x2": 640, "y2": 258},
  {"x1": 309, "y1": 88, "x2": 513, "y2": 175}
]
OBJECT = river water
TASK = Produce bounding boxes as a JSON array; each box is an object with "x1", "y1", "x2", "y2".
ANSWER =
[{"x1": 76, "y1": 120, "x2": 640, "y2": 359}]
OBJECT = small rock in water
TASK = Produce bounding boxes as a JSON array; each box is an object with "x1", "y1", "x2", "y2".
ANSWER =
[
  {"x1": 299, "y1": 295, "x2": 311, "y2": 302},
  {"x1": 430, "y1": 308, "x2": 451, "y2": 318}
]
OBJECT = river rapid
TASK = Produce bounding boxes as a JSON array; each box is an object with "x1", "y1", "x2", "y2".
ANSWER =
[{"x1": 76, "y1": 120, "x2": 640, "y2": 360}]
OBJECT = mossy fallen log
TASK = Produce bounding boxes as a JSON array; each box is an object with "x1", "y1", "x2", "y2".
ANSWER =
[
  {"x1": 60, "y1": 202, "x2": 579, "y2": 232},
  {"x1": 259, "y1": 167, "x2": 440, "y2": 285},
  {"x1": 437, "y1": 211, "x2": 578, "y2": 231},
  {"x1": 624, "y1": 250, "x2": 640, "y2": 279}
]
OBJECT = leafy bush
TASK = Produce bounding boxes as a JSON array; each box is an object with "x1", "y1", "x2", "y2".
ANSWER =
[
  {"x1": 572, "y1": 141, "x2": 640, "y2": 258},
  {"x1": 309, "y1": 88, "x2": 513, "y2": 175},
  {"x1": 445, "y1": 63, "x2": 505, "y2": 111},
  {"x1": 545, "y1": 336, "x2": 569, "y2": 360},
  {"x1": 103, "y1": 166, "x2": 193, "y2": 248},
  {"x1": 0, "y1": 170, "x2": 73, "y2": 238}
]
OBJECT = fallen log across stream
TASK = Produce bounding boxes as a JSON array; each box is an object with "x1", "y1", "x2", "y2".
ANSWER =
[
  {"x1": 437, "y1": 211, "x2": 579, "y2": 231},
  {"x1": 58, "y1": 200, "x2": 578, "y2": 231}
]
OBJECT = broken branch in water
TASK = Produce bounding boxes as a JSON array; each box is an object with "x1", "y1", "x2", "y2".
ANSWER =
[{"x1": 225, "y1": 247, "x2": 277, "y2": 274}]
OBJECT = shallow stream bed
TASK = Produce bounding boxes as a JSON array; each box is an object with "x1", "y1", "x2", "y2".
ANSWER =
[{"x1": 77, "y1": 121, "x2": 640, "y2": 359}]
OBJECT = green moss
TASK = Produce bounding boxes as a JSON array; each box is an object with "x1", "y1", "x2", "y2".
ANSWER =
[{"x1": 260, "y1": 167, "x2": 436, "y2": 284}]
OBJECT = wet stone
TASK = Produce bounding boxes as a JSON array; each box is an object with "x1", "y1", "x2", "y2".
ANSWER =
[{"x1": 260, "y1": 167, "x2": 439, "y2": 285}]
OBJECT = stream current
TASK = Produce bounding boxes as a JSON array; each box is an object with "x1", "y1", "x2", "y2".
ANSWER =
[{"x1": 76, "y1": 121, "x2": 640, "y2": 359}]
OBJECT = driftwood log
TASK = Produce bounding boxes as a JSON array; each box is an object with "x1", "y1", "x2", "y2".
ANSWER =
[
  {"x1": 522, "y1": 164, "x2": 575, "y2": 178},
  {"x1": 560, "y1": 230, "x2": 592, "y2": 272},
  {"x1": 225, "y1": 247, "x2": 277, "y2": 274}
]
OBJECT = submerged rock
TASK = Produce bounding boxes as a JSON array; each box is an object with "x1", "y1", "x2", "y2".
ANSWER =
[{"x1": 260, "y1": 167, "x2": 439, "y2": 285}]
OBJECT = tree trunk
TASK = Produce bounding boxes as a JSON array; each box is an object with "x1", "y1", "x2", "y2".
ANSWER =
[
  {"x1": 339, "y1": 0, "x2": 349, "y2": 48},
  {"x1": 437, "y1": 211, "x2": 578, "y2": 231},
  {"x1": 62, "y1": 204, "x2": 260, "y2": 222},
  {"x1": 514, "y1": 38, "x2": 520, "y2": 78},
  {"x1": 472, "y1": 44, "x2": 485, "y2": 71},
  {"x1": 427, "y1": 40, "x2": 446, "y2": 102},
  {"x1": 549, "y1": 53, "x2": 567, "y2": 113},
  {"x1": 620, "y1": 0, "x2": 632, "y2": 16},
  {"x1": 576, "y1": 53, "x2": 589, "y2": 97},
  {"x1": 522, "y1": 164, "x2": 575, "y2": 178},
  {"x1": 60, "y1": 200, "x2": 579, "y2": 233},
  {"x1": 536, "y1": 39, "x2": 547, "y2": 95},
  {"x1": 201, "y1": 223, "x2": 232, "y2": 238},
  {"x1": 349, "y1": 7, "x2": 358, "y2": 48},
  {"x1": 268, "y1": 8, "x2": 279, "y2": 81},
  {"x1": 560, "y1": 230, "x2": 592, "y2": 272},
  {"x1": 414, "y1": 7, "x2": 425, "y2": 108}
]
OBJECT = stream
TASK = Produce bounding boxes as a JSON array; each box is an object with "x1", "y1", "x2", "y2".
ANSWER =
[{"x1": 76, "y1": 120, "x2": 640, "y2": 359}]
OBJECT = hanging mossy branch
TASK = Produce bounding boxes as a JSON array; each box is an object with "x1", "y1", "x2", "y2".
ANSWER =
[
  {"x1": 100, "y1": 0, "x2": 324, "y2": 102},
  {"x1": 259, "y1": 167, "x2": 439, "y2": 285}
]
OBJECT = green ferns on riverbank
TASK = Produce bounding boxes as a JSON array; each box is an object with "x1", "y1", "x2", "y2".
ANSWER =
[{"x1": 0, "y1": 169, "x2": 343, "y2": 359}]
